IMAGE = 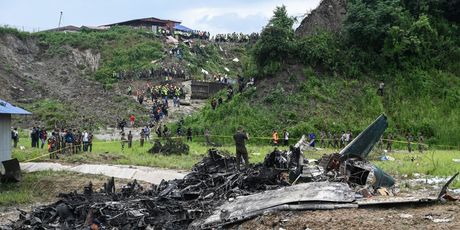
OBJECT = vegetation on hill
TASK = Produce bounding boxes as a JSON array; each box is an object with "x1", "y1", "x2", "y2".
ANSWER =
[
  {"x1": 186, "y1": 1, "x2": 460, "y2": 147},
  {"x1": 0, "y1": 26, "x2": 247, "y2": 88}
]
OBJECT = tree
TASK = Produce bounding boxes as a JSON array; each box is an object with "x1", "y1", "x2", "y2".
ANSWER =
[{"x1": 253, "y1": 5, "x2": 296, "y2": 76}]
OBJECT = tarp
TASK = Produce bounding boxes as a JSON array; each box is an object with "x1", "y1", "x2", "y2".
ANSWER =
[
  {"x1": 174, "y1": 24, "x2": 193, "y2": 32},
  {"x1": 0, "y1": 99, "x2": 31, "y2": 115},
  {"x1": 166, "y1": 36, "x2": 179, "y2": 45}
]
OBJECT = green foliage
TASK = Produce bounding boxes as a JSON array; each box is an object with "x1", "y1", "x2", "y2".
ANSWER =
[
  {"x1": 22, "y1": 99, "x2": 78, "y2": 128},
  {"x1": 32, "y1": 27, "x2": 165, "y2": 86},
  {"x1": 0, "y1": 26, "x2": 30, "y2": 40},
  {"x1": 253, "y1": 5, "x2": 296, "y2": 76}
]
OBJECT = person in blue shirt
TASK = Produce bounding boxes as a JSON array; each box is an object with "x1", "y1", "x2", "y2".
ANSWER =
[{"x1": 309, "y1": 132, "x2": 316, "y2": 147}]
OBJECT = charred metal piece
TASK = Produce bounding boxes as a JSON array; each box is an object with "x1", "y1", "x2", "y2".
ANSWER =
[{"x1": 1, "y1": 158, "x2": 22, "y2": 182}]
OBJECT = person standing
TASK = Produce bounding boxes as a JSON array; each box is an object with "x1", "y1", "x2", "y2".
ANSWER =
[
  {"x1": 406, "y1": 133, "x2": 413, "y2": 153},
  {"x1": 309, "y1": 132, "x2": 317, "y2": 147},
  {"x1": 282, "y1": 129, "x2": 289, "y2": 146},
  {"x1": 144, "y1": 126, "x2": 150, "y2": 140},
  {"x1": 64, "y1": 129, "x2": 75, "y2": 154},
  {"x1": 386, "y1": 133, "x2": 393, "y2": 152},
  {"x1": 233, "y1": 127, "x2": 249, "y2": 171},
  {"x1": 272, "y1": 129, "x2": 279, "y2": 146},
  {"x1": 204, "y1": 128, "x2": 211, "y2": 145},
  {"x1": 31, "y1": 127, "x2": 39, "y2": 148},
  {"x1": 140, "y1": 129, "x2": 145, "y2": 147},
  {"x1": 129, "y1": 115, "x2": 136, "y2": 127},
  {"x1": 418, "y1": 134, "x2": 424, "y2": 153},
  {"x1": 121, "y1": 133, "x2": 126, "y2": 151},
  {"x1": 88, "y1": 132, "x2": 93, "y2": 152},
  {"x1": 377, "y1": 80, "x2": 384, "y2": 96},
  {"x1": 186, "y1": 128, "x2": 193, "y2": 142},
  {"x1": 11, "y1": 128, "x2": 19, "y2": 148},
  {"x1": 127, "y1": 131, "x2": 133, "y2": 148},
  {"x1": 320, "y1": 130, "x2": 326, "y2": 148},
  {"x1": 82, "y1": 130, "x2": 89, "y2": 152}
]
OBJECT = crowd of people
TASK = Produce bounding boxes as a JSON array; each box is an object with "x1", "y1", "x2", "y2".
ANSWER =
[
  {"x1": 266, "y1": 129, "x2": 426, "y2": 153},
  {"x1": 130, "y1": 83, "x2": 184, "y2": 103},
  {"x1": 213, "y1": 32, "x2": 259, "y2": 43},
  {"x1": 26, "y1": 127, "x2": 94, "y2": 159},
  {"x1": 173, "y1": 30, "x2": 211, "y2": 40},
  {"x1": 114, "y1": 64, "x2": 189, "y2": 81}
]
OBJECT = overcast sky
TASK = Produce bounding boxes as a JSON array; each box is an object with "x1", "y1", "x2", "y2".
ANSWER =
[{"x1": 0, "y1": 0, "x2": 321, "y2": 34}]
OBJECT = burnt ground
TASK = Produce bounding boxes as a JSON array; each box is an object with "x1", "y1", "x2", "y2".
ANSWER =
[
  {"x1": 237, "y1": 203, "x2": 460, "y2": 230},
  {"x1": 0, "y1": 172, "x2": 149, "y2": 226}
]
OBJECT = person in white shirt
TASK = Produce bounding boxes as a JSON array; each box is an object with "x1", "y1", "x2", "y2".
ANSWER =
[{"x1": 82, "y1": 130, "x2": 89, "y2": 152}]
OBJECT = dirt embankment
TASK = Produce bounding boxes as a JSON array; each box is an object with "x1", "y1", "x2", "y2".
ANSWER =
[
  {"x1": 0, "y1": 34, "x2": 146, "y2": 127},
  {"x1": 295, "y1": 0, "x2": 348, "y2": 36}
]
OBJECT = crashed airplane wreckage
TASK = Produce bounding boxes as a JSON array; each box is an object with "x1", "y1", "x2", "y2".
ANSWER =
[{"x1": 6, "y1": 114, "x2": 459, "y2": 229}]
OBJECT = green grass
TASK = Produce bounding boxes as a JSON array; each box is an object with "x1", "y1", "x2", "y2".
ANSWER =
[
  {"x1": 12, "y1": 136, "x2": 460, "y2": 189},
  {"x1": 0, "y1": 171, "x2": 89, "y2": 206}
]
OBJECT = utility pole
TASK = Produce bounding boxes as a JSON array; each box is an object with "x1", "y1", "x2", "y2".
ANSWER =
[{"x1": 58, "y1": 11, "x2": 63, "y2": 31}]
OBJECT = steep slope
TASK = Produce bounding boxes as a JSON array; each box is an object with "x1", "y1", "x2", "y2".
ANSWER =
[
  {"x1": 295, "y1": 0, "x2": 347, "y2": 36},
  {"x1": 0, "y1": 27, "x2": 248, "y2": 129},
  {"x1": 0, "y1": 32, "x2": 147, "y2": 128}
]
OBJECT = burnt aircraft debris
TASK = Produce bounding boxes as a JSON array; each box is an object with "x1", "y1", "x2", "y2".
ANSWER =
[
  {"x1": 6, "y1": 149, "x2": 288, "y2": 229},
  {"x1": 4, "y1": 114, "x2": 459, "y2": 229},
  {"x1": 148, "y1": 138, "x2": 190, "y2": 155}
]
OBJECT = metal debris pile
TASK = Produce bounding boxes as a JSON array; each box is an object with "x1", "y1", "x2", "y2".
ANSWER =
[
  {"x1": 148, "y1": 138, "x2": 190, "y2": 155},
  {"x1": 6, "y1": 114, "x2": 459, "y2": 229},
  {"x1": 8, "y1": 149, "x2": 288, "y2": 229}
]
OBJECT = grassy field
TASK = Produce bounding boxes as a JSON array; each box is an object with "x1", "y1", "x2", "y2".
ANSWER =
[
  {"x1": 2, "y1": 136, "x2": 459, "y2": 208},
  {"x1": 12, "y1": 136, "x2": 460, "y2": 185},
  {"x1": 0, "y1": 170, "x2": 115, "y2": 206}
]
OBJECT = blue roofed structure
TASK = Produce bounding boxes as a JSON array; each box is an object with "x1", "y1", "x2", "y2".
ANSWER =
[
  {"x1": 0, "y1": 99, "x2": 31, "y2": 115},
  {"x1": 0, "y1": 99, "x2": 31, "y2": 162},
  {"x1": 174, "y1": 24, "x2": 193, "y2": 32}
]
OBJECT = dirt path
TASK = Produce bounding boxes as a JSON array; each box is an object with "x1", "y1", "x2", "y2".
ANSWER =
[
  {"x1": 20, "y1": 162, "x2": 186, "y2": 184},
  {"x1": 94, "y1": 98, "x2": 206, "y2": 141}
]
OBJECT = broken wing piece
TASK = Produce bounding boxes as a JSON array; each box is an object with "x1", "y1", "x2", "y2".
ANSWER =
[
  {"x1": 192, "y1": 182, "x2": 356, "y2": 229},
  {"x1": 340, "y1": 114, "x2": 388, "y2": 160}
]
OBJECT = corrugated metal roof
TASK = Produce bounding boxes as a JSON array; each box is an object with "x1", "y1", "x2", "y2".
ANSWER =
[{"x1": 0, "y1": 99, "x2": 31, "y2": 115}]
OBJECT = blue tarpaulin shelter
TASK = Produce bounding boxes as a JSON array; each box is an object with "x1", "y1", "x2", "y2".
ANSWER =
[{"x1": 174, "y1": 24, "x2": 193, "y2": 32}]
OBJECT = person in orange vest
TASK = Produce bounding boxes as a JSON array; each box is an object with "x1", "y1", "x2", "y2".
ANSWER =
[{"x1": 272, "y1": 129, "x2": 279, "y2": 146}]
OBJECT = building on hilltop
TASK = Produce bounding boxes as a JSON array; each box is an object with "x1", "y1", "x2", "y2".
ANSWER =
[{"x1": 103, "y1": 17, "x2": 181, "y2": 33}]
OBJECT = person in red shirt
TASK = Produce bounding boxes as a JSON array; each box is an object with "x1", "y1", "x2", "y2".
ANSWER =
[{"x1": 129, "y1": 115, "x2": 135, "y2": 127}]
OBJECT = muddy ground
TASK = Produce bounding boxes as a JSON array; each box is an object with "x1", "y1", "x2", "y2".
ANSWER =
[{"x1": 237, "y1": 203, "x2": 460, "y2": 230}]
